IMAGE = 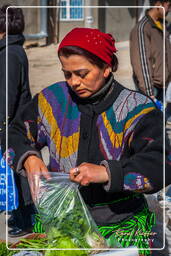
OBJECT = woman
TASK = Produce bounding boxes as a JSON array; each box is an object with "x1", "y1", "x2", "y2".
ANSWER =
[
  {"x1": 0, "y1": 4, "x2": 35, "y2": 237},
  {"x1": 2, "y1": 28, "x2": 170, "y2": 254}
]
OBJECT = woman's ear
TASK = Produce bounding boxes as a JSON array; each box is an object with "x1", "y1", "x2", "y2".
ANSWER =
[{"x1": 104, "y1": 66, "x2": 112, "y2": 78}]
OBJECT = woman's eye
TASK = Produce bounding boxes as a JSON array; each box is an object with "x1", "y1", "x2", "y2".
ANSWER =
[
  {"x1": 78, "y1": 72, "x2": 88, "y2": 78},
  {"x1": 63, "y1": 72, "x2": 72, "y2": 79}
]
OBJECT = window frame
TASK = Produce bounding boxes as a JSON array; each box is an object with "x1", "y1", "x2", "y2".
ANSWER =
[{"x1": 60, "y1": 0, "x2": 84, "y2": 21}]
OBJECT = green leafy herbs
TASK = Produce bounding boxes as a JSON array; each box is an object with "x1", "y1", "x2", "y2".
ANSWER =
[
  {"x1": 36, "y1": 180, "x2": 106, "y2": 250},
  {"x1": 0, "y1": 242, "x2": 17, "y2": 256},
  {"x1": 16, "y1": 235, "x2": 89, "y2": 256},
  {"x1": 16, "y1": 237, "x2": 47, "y2": 249},
  {"x1": 18, "y1": 177, "x2": 106, "y2": 255}
]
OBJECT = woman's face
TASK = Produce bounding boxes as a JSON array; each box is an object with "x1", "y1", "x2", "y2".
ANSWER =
[{"x1": 59, "y1": 54, "x2": 111, "y2": 98}]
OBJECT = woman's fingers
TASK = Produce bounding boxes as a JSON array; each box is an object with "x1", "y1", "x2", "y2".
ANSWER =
[
  {"x1": 70, "y1": 167, "x2": 80, "y2": 180},
  {"x1": 24, "y1": 155, "x2": 50, "y2": 178},
  {"x1": 69, "y1": 163, "x2": 109, "y2": 185},
  {"x1": 70, "y1": 169, "x2": 89, "y2": 186},
  {"x1": 24, "y1": 155, "x2": 50, "y2": 200},
  {"x1": 40, "y1": 164, "x2": 51, "y2": 180},
  {"x1": 80, "y1": 180, "x2": 89, "y2": 186}
]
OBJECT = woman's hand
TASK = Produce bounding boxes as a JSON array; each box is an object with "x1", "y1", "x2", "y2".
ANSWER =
[
  {"x1": 69, "y1": 162, "x2": 109, "y2": 186},
  {"x1": 24, "y1": 155, "x2": 51, "y2": 200}
]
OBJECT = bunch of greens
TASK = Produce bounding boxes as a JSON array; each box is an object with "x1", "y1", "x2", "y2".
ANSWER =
[
  {"x1": 0, "y1": 242, "x2": 18, "y2": 256},
  {"x1": 16, "y1": 235, "x2": 88, "y2": 256},
  {"x1": 16, "y1": 235, "x2": 47, "y2": 249},
  {"x1": 33, "y1": 175, "x2": 106, "y2": 253}
]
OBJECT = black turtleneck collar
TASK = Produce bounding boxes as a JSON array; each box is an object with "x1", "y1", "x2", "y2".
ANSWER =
[
  {"x1": 69, "y1": 73, "x2": 124, "y2": 116},
  {"x1": 87, "y1": 74, "x2": 114, "y2": 104}
]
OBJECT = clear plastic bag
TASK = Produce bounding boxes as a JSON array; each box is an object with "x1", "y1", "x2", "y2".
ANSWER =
[{"x1": 33, "y1": 172, "x2": 107, "y2": 252}]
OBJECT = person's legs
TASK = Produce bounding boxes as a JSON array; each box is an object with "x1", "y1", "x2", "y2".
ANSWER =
[
  {"x1": 154, "y1": 88, "x2": 163, "y2": 102},
  {"x1": 11, "y1": 203, "x2": 34, "y2": 230},
  {"x1": 8, "y1": 173, "x2": 35, "y2": 237}
]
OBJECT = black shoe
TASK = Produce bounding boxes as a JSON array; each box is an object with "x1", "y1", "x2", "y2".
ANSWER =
[
  {"x1": 8, "y1": 227, "x2": 32, "y2": 237},
  {"x1": 7, "y1": 216, "x2": 16, "y2": 228}
]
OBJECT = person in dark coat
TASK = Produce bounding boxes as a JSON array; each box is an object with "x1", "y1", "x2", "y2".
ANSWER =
[
  {"x1": 0, "y1": 4, "x2": 35, "y2": 237},
  {"x1": 0, "y1": 5, "x2": 32, "y2": 135}
]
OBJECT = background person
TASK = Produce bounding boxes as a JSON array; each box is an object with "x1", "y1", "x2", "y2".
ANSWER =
[
  {"x1": 130, "y1": 0, "x2": 171, "y2": 102},
  {"x1": 0, "y1": 4, "x2": 35, "y2": 237},
  {"x1": 2, "y1": 27, "x2": 171, "y2": 255}
]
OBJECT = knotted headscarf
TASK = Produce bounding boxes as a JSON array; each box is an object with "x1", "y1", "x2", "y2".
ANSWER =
[{"x1": 58, "y1": 27, "x2": 117, "y2": 67}]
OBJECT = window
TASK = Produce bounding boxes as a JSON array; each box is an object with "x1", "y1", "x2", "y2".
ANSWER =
[{"x1": 60, "y1": 0, "x2": 84, "y2": 20}]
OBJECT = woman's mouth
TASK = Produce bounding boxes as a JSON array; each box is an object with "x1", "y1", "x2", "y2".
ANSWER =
[{"x1": 75, "y1": 89, "x2": 87, "y2": 95}]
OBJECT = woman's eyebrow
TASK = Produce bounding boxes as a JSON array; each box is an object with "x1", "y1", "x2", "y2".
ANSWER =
[
  {"x1": 74, "y1": 69, "x2": 89, "y2": 73},
  {"x1": 61, "y1": 68, "x2": 70, "y2": 72},
  {"x1": 62, "y1": 68, "x2": 89, "y2": 73}
]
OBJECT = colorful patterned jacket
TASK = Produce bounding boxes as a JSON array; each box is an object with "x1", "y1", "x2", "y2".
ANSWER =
[{"x1": 4, "y1": 77, "x2": 170, "y2": 225}]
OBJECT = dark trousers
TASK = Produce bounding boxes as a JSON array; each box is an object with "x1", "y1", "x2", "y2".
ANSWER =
[
  {"x1": 12, "y1": 172, "x2": 36, "y2": 230},
  {"x1": 12, "y1": 203, "x2": 35, "y2": 230},
  {"x1": 154, "y1": 87, "x2": 163, "y2": 102},
  {"x1": 166, "y1": 103, "x2": 171, "y2": 121}
]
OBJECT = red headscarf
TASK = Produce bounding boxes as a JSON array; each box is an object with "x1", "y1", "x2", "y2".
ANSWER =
[{"x1": 58, "y1": 28, "x2": 117, "y2": 67}]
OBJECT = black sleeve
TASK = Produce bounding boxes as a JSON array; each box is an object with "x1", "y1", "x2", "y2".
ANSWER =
[
  {"x1": 1, "y1": 95, "x2": 42, "y2": 172},
  {"x1": 101, "y1": 109, "x2": 169, "y2": 194},
  {"x1": 0, "y1": 51, "x2": 21, "y2": 137}
]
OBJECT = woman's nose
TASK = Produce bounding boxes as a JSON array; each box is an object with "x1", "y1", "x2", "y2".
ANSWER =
[{"x1": 70, "y1": 74, "x2": 81, "y2": 87}]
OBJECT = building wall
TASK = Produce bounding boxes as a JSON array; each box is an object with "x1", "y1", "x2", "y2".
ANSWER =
[
  {"x1": 58, "y1": 20, "x2": 84, "y2": 42},
  {"x1": 58, "y1": 1, "x2": 99, "y2": 42},
  {"x1": 0, "y1": 0, "x2": 138, "y2": 43},
  {"x1": 98, "y1": 0, "x2": 137, "y2": 42}
]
